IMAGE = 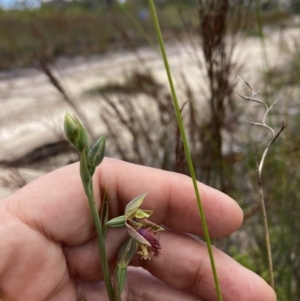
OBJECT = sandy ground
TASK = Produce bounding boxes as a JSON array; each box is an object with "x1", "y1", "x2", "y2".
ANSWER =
[{"x1": 0, "y1": 27, "x2": 298, "y2": 198}]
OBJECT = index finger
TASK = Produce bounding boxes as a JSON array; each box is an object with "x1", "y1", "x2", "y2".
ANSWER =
[
  {"x1": 98, "y1": 158, "x2": 243, "y2": 237},
  {"x1": 3, "y1": 158, "x2": 243, "y2": 245}
]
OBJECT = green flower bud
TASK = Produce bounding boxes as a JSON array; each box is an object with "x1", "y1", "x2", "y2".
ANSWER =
[
  {"x1": 63, "y1": 113, "x2": 90, "y2": 153},
  {"x1": 64, "y1": 113, "x2": 79, "y2": 144},
  {"x1": 87, "y1": 135, "x2": 106, "y2": 168},
  {"x1": 74, "y1": 116, "x2": 90, "y2": 153}
]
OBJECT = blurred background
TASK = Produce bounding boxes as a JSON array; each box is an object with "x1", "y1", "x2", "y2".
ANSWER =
[{"x1": 0, "y1": 0, "x2": 300, "y2": 299}]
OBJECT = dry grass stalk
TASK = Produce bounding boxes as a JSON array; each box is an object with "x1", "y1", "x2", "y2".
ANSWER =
[{"x1": 238, "y1": 76, "x2": 287, "y2": 289}]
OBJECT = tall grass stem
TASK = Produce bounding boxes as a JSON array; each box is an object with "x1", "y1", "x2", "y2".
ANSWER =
[{"x1": 147, "y1": 1, "x2": 222, "y2": 300}]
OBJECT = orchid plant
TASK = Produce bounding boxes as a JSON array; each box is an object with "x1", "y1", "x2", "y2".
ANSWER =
[{"x1": 64, "y1": 113, "x2": 163, "y2": 301}]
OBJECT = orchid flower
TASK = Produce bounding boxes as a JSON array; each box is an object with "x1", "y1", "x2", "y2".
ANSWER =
[{"x1": 107, "y1": 194, "x2": 164, "y2": 260}]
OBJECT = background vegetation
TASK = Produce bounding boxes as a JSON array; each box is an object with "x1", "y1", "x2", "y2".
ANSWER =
[
  {"x1": 0, "y1": 0, "x2": 294, "y2": 69},
  {"x1": 1, "y1": 0, "x2": 300, "y2": 300}
]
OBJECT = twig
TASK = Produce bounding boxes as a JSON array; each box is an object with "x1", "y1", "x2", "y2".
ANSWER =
[{"x1": 238, "y1": 77, "x2": 287, "y2": 289}]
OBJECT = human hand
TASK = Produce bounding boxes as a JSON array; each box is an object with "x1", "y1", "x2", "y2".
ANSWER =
[{"x1": 0, "y1": 158, "x2": 276, "y2": 301}]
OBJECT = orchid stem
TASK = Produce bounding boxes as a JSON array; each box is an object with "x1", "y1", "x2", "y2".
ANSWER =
[{"x1": 86, "y1": 185, "x2": 115, "y2": 301}]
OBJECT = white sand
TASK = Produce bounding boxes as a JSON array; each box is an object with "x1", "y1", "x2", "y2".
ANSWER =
[{"x1": 0, "y1": 27, "x2": 296, "y2": 198}]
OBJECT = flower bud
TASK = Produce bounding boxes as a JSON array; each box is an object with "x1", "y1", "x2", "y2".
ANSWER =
[
  {"x1": 63, "y1": 113, "x2": 89, "y2": 153},
  {"x1": 87, "y1": 135, "x2": 106, "y2": 168},
  {"x1": 64, "y1": 113, "x2": 79, "y2": 144}
]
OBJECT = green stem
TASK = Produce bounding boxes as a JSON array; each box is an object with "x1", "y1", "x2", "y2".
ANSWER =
[
  {"x1": 87, "y1": 185, "x2": 115, "y2": 301},
  {"x1": 147, "y1": 1, "x2": 223, "y2": 300}
]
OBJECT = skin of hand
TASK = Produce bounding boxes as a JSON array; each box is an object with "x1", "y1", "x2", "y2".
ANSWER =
[{"x1": 0, "y1": 158, "x2": 276, "y2": 301}]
